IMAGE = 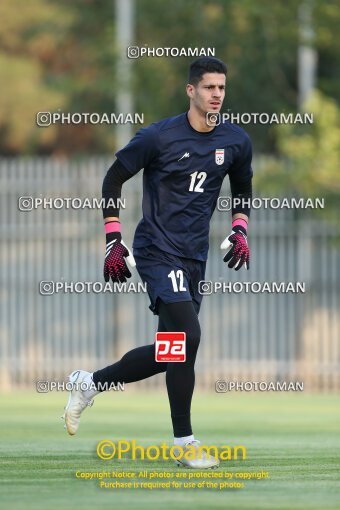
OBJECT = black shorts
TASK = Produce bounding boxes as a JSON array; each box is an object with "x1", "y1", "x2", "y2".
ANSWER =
[{"x1": 133, "y1": 244, "x2": 207, "y2": 315}]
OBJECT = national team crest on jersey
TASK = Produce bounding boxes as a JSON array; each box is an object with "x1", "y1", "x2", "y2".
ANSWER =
[{"x1": 215, "y1": 149, "x2": 224, "y2": 165}]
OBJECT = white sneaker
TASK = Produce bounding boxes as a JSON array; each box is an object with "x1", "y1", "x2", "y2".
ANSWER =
[
  {"x1": 62, "y1": 370, "x2": 94, "y2": 435},
  {"x1": 174, "y1": 440, "x2": 220, "y2": 469}
]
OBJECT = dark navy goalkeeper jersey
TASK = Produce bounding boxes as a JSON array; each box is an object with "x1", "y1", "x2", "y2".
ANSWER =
[{"x1": 116, "y1": 112, "x2": 253, "y2": 261}]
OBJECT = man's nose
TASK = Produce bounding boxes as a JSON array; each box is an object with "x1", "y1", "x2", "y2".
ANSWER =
[{"x1": 212, "y1": 88, "x2": 222, "y2": 97}]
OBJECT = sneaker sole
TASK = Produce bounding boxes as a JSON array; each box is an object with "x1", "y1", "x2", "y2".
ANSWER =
[
  {"x1": 175, "y1": 459, "x2": 220, "y2": 469},
  {"x1": 63, "y1": 370, "x2": 82, "y2": 435}
]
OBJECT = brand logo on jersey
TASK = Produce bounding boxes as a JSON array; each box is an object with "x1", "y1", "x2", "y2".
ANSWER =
[
  {"x1": 215, "y1": 149, "x2": 224, "y2": 165},
  {"x1": 155, "y1": 332, "x2": 186, "y2": 362},
  {"x1": 178, "y1": 152, "x2": 190, "y2": 161}
]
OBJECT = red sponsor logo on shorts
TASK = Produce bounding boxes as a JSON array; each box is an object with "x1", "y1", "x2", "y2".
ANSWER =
[{"x1": 155, "y1": 332, "x2": 186, "y2": 362}]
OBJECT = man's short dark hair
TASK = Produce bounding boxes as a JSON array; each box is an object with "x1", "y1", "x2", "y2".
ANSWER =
[{"x1": 188, "y1": 57, "x2": 227, "y2": 86}]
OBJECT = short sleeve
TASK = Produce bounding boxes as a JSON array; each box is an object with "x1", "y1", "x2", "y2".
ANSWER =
[
  {"x1": 228, "y1": 134, "x2": 253, "y2": 184},
  {"x1": 115, "y1": 124, "x2": 160, "y2": 175}
]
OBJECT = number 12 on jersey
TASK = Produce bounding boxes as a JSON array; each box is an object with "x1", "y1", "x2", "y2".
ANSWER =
[{"x1": 189, "y1": 171, "x2": 207, "y2": 193}]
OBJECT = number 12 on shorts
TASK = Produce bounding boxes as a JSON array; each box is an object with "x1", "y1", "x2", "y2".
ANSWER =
[{"x1": 168, "y1": 269, "x2": 187, "y2": 292}]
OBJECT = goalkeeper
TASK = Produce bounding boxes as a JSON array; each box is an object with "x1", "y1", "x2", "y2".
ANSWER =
[{"x1": 63, "y1": 56, "x2": 252, "y2": 469}]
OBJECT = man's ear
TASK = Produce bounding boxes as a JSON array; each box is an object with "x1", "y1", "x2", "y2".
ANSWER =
[{"x1": 186, "y1": 83, "x2": 195, "y2": 99}]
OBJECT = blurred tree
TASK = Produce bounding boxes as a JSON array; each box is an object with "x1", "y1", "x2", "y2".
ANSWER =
[
  {"x1": 0, "y1": 0, "x2": 116, "y2": 155},
  {"x1": 0, "y1": 0, "x2": 71, "y2": 154},
  {"x1": 257, "y1": 90, "x2": 340, "y2": 207},
  {"x1": 314, "y1": 1, "x2": 340, "y2": 101},
  {"x1": 54, "y1": 0, "x2": 117, "y2": 155},
  {"x1": 136, "y1": 0, "x2": 301, "y2": 148},
  {"x1": 0, "y1": 0, "x2": 339, "y2": 156}
]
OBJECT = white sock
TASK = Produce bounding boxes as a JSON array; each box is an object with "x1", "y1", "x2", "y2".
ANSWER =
[
  {"x1": 174, "y1": 434, "x2": 195, "y2": 446},
  {"x1": 82, "y1": 372, "x2": 100, "y2": 400}
]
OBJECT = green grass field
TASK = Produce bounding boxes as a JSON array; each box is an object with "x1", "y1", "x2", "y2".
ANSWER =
[{"x1": 0, "y1": 391, "x2": 339, "y2": 510}]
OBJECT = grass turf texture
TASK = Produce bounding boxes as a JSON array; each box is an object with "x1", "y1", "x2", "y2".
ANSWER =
[{"x1": 0, "y1": 391, "x2": 339, "y2": 510}]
